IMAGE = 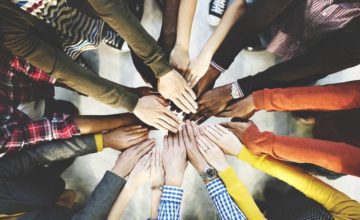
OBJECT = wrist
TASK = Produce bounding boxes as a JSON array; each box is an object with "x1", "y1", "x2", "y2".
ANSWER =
[
  {"x1": 110, "y1": 168, "x2": 127, "y2": 179},
  {"x1": 174, "y1": 43, "x2": 189, "y2": 51},
  {"x1": 214, "y1": 162, "x2": 229, "y2": 173},
  {"x1": 165, "y1": 176, "x2": 183, "y2": 187},
  {"x1": 223, "y1": 84, "x2": 233, "y2": 102}
]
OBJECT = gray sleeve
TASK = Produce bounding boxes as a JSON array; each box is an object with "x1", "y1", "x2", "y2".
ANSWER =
[{"x1": 71, "y1": 171, "x2": 127, "y2": 220}]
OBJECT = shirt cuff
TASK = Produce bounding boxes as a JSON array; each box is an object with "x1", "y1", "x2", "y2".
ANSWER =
[
  {"x1": 161, "y1": 186, "x2": 184, "y2": 203},
  {"x1": 94, "y1": 133, "x2": 103, "y2": 152},
  {"x1": 210, "y1": 61, "x2": 225, "y2": 72},
  {"x1": 253, "y1": 90, "x2": 265, "y2": 110},
  {"x1": 206, "y1": 178, "x2": 227, "y2": 199}
]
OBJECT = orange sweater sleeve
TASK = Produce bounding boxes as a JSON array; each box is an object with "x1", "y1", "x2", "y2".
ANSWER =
[
  {"x1": 242, "y1": 124, "x2": 360, "y2": 177},
  {"x1": 253, "y1": 81, "x2": 360, "y2": 111}
]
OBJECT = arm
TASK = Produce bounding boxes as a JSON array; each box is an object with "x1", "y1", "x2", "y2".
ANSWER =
[
  {"x1": 252, "y1": 81, "x2": 360, "y2": 112},
  {"x1": 218, "y1": 167, "x2": 265, "y2": 220},
  {"x1": 241, "y1": 123, "x2": 360, "y2": 177},
  {"x1": 86, "y1": 0, "x2": 172, "y2": 78},
  {"x1": 150, "y1": 189, "x2": 162, "y2": 219},
  {"x1": 206, "y1": 178, "x2": 247, "y2": 220},
  {"x1": 237, "y1": 148, "x2": 360, "y2": 220},
  {"x1": 158, "y1": 186, "x2": 184, "y2": 220},
  {"x1": 236, "y1": 18, "x2": 360, "y2": 98}
]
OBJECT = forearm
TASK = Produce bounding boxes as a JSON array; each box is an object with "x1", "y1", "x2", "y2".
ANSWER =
[
  {"x1": 175, "y1": 0, "x2": 197, "y2": 50},
  {"x1": 150, "y1": 189, "x2": 162, "y2": 219},
  {"x1": 242, "y1": 124, "x2": 360, "y2": 177},
  {"x1": 72, "y1": 171, "x2": 127, "y2": 220},
  {"x1": 237, "y1": 148, "x2": 360, "y2": 219},
  {"x1": 252, "y1": 81, "x2": 360, "y2": 112},
  {"x1": 87, "y1": 0, "x2": 172, "y2": 78},
  {"x1": 74, "y1": 113, "x2": 141, "y2": 134},
  {"x1": 218, "y1": 167, "x2": 265, "y2": 220},
  {"x1": 200, "y1": 0, "x2": 246, "y2": 60},
  {"x1": 107, "y1": 183, "x2": 138, "y2": 220},
  {"x1": 159, "y1": 0, "x2": 181, "y2": 54}
]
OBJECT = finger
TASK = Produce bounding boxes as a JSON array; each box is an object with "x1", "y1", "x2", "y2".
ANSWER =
[
  {"x1": 198, "y1": 135, "x2": 215, "y2": 149},
  {"x1": 182, "y1": 91, "x2": 198, "y2": 112},
  {"x1": 177, "y1": 95, "x2": 197, "y2": 114},
  {"x1": 163, "y1": 136, "x2": 169, "y2": 152},
  {"x1": 157, "y1": 119, "x2": 178, "y2": 133},
  {"x1": 217, "y1": 110, "x2": 234, "y2": 118},
  {"x1": 190, "y1": 109, "x2": 208, "y2": 122},
  {"x1": 123, "y1": 125, "x2": 143, "y2": 131},
  {"x1": 215, "y1": 124, "x2": 230, "y2": 134},
  {"x1": 138, "y1": 141, "x2": 155, "y2": 157},
  {"x1": 185, "y1": 83, "x2": 197, "y2": 100},
  {"x1": 178, "y1": 129, "x2": 186, "y2": 149},
  {"x1": 189, "y1": 74, "x2": 199, "y2": 88},
  {"x1": 173, "y1": 98, "x2": 191, "y2": 114},
  {"x1": 196, "y1": 137, "x2": 208, "y2": 151},
  {"x1": 155, "y1": 148, "x2": 159, "y2": 167},
  {"x1": 173, "y1": 132, "x2": 179, "y2": 148},
  {"x1": 208, "y1": 125, "x2": 223, "y2": 136},
  {"x1": 163, "y1": 109, "x2": 182, "y2": 126},
  {"x1": 190, "y1": 121, "x2": 201, "y2": 137},
  {"x1": 128, "y1": 133, "x2": 149, "y2": 146},
  {"x1": 198, "y1": 143, "x2": 208, "y2": 158},
  {"x1": 185, "y1": 120, "x2": 196, "y2": 142},
  {"x1": 203, "y1": 128, "x2": 220, "y2": 143},
  {"x1": 128, "y1": 130, "x2": 149, "y2": 140},
  {"x1": 154, "y1": 95, "x2": 170, "y2": 107},
  {"x1": 167, "y1": 134, "x2": 174, "y2": 149},
  {"x1": 151, "y1": 149, "x2": 156, "y2": 169},
  {"x1": 196, "y1": 114, "x2": 209, "y2": 125},
  {"x1": 144, "y1": 153, "x2": 152, "y2": 169}
]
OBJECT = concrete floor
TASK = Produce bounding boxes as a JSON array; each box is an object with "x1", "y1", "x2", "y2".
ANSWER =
[{"x1": 57, "y1": 0, "x2": 360, "y2": 219}]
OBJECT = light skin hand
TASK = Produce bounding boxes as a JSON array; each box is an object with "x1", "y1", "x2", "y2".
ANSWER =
[
  {"x1": 151, "y1": 148, "x2": 165, "y2": 187},
  {"x1": 221, "y1": 121, "x2": 254, "y2": 143},
  {"x1": 133, "y1": 95, "x2": 181, "y2": 133},
  {"x1": 218, "y1": 94, "x2": 256, "y2": 119},
  {"x1": 170, "y1": 44, "x2": 190, "y2": 74},
  {"x1": 186, "y1": 54, "x2": 212, "y2": 88},
  {"x1": 196, "y1": 135, "x2": 229, "y2": 172},
  {"x1": 182, "y1": 120, "x2": 209, "y2": 173},
  {"x1": 103, "y1": 125, "x2": 149, "y2": 150},
  {"x1": 158, "y1": 70, "x2": 198, "y2": 114},
  {"x1": 127, "y1": 152, "x2": 151, "y2": 188},
  {"x1": 163, "y1": 133, "x2": 187, "y2": 187},
  {"x1": 111, "y1": 139, "x2": 155, "y2": 177},
  {"x1": 202, "y1": 124, "x2": 243, "y2": 156}
]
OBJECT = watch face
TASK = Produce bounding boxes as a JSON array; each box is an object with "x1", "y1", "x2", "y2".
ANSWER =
[{"x1": 205, "y1": 168, "x2": 217, "y2": 178}]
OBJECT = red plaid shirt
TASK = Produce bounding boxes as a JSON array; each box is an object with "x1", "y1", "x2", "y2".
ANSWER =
[{"x1": 0, "y1": 51, "x2": 80, "y2": 153}]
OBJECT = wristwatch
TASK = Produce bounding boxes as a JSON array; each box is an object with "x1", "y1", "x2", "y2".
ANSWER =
[
  {"x1": 200, "y1": 167, "x2": 217, "y2": 182},
  {"x1": 231, "y1": 82, "x2": 242, "y2": 99}
]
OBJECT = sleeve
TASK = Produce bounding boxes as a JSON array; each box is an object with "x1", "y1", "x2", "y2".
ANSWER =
[
  {"x1": 0, "y1": 2, "x2": 139, "y2": 111},
  {"x1": 218, "y1": 167, "x2": 265, "y2": 220},
  {"x1": 158, "y1": 186, "x2": 184, "y2": 220},
  {"x1": 253, "y1": 81, "x2": 360, "y2": 112},
  {"x1": 71, "y1": 171, "x2": 127, "y2": 220},
  {"x1": 0, "y1": 107, "x2": 81, "y2": 153},
  {"x1": 206, "y1": 178, "x2": 247, "y2": 220},
  {"x1": 242, "y1": 124, "x2": 360, "y2": 177},
  {"x1": 236, "y1": 19, "x2": 360, "y2": 97},
  {"x1": 237, "y1": 148, "x2": 360, "y2": 220},
  {"x1": 211, "y1": 0, "x2": 296, "y2": 70},
  {"x1": 86, "y1": 0, "x2": 173, "y2": 78}
]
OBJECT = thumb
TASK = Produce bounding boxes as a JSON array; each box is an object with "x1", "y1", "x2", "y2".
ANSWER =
[{"x1": 154, "y1": 95, "x2": 169, "y2": 107}]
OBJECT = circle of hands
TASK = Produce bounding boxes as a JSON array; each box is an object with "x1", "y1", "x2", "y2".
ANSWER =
[{"x1": 111, "y1": 120, "x2": 253, "y2": 192}]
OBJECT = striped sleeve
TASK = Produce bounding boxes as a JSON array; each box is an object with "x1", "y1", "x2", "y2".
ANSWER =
[{"x1": 158, "y1": 186, "x2": 184, "y2": 220}]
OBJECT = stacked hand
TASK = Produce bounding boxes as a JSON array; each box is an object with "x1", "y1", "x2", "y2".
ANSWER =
[
  {"x1": 103, "y1": 125, "x2": 149, "y2": 150},
  {"x1": 151, "y1": 148, "x2": 165, "y2": 188},
  {"x1": 219, "y1": 94, "x2": 256, "y2": 119},
  {"x1": 186, "y1": 54, "x2": 212, "y2": 88},
  {"x1": 126, "y1": 152, "x2": 152, "y2": 188}
]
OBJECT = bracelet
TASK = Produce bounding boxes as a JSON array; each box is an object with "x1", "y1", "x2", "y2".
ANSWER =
[{"x1": 151, "y1": 185, "x2": 164, "y2": 191}]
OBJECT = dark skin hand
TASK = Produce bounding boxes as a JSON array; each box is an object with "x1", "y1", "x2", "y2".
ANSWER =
[
  {"x1": 186, "y1": 83, "x2": 232, "y2": 124},
  {"x1": 193, "y1": 65, "x2": 222, "y2": 97},
  {"x1": 218, "y1": 94, "x2": 256, "y2": 119}
]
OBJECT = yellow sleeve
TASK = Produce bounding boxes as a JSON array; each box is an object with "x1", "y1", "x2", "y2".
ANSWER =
[
  {"x1": 94, "y1": 133, "x2": 104, "y2": 152},
  {"x1": 218, "y1": 167, "x2": 265, "y2": 220},
  {"x1": 237, "y1": 147, "x2": 360, "y2": 220}
]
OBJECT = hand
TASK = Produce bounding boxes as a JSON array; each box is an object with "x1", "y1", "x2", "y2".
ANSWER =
[
  {"x1": 202, "y1": 125, "x2": 243, "y2": 156},
  {"x1": 150, "y1": 148, "x2": 165, "y2": 187},
  {"x1": 158, "y1": 70, "x2": 198, "y2": 114},
  {"x1": 193, "y1": 65, "x2": 221, "y2": 97},
  {"x1": 196, "y1": 135, "x2": 229, "y2": 172},
  {"x1": 170, "y1": 45, "x2": 190, "y2": 73},
  {"x1": 127, "y1": 152, "x2": 151, "y2": 187},
  {"x1": 163, "y1": 133, "x2": 187, "y2": 187},
  {"x1": 186, "y1": 54, "x2": 212, "y2": 88},
  {"x1": 133, "y1": 95, "x2": 181, "y2": 133},
  {"x1": 182, "y1": 120, "x2": 209, "y2": 173},
  {"x1": 218, "y1": 94, "x2": 256, "y2": 119},
  {"x1": 103, "y1": 125, "x2": 149, "y2": 150},
  {"x1": 186, "y1": 84, "x2": 232, "y2": 124},
  {"x1": 111, "y1": 139, "x2": 155, "y2": 177},
  {"x1": 221, "y1": 121, "x2": 254, "y2": 143}
]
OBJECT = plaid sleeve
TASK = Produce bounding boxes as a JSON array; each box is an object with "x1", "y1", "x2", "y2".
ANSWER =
[
  {"x1": 206, "y1": 179, "x2": 247, "y2": 220},
  {"x1": 158, "y1": 186, "x2": 184, "y2": 220},
  {"x1": 1, "y1": 109, "x2": 80, "y2": 153}
]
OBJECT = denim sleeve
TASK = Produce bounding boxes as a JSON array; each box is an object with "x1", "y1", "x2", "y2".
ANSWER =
[{"x1": 71, "y1": 171, "x2": 126, "y2": 220}]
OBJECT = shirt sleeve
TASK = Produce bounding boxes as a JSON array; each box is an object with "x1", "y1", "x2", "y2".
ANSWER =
[
  {"x1": 218, "y1": 167, "x2": 265, "y2": 220},
  {"x1": 158, "y1": 186, "x2": 184, "y2": 220},
  {"x1": 206, "y1": 178, "x2": 247, "y2": 220},
  {"x1": 1, "y1": 108, "x2": 81, "y2": 153},
  {"x1": 0, "y1": 1, "x2": 139, "y2": 111},
  {"x1": 86, "y1": 0, "x2": 173, "y2": 78},
  {"x1": 237, "y1": 148, "x2": 360, "y2": 220},
  {"x1": 253, "y1": 81, "x2": 360, "y2": 112},
  {"x1": 242, "y1": 124, "x2": 360, "y2": 177}
]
